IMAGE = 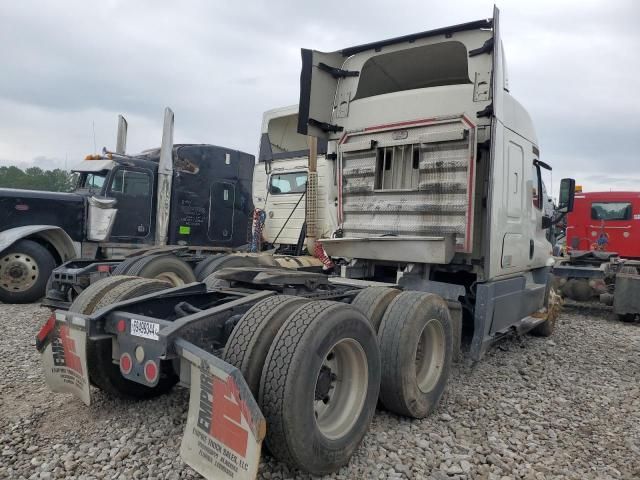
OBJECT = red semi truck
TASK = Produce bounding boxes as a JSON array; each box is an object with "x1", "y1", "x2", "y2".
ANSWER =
[
  {"x1": 566, "y1": 191, "x2": 640, "y2": 258},
  {"x1": 553, "y1": 190, "x2": 640, "y2": 321}
]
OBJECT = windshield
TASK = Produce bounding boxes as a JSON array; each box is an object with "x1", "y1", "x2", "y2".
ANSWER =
[
  {"x1": 77, "y1": 172, "x2": 107, "y2": 191},
  {"x1": 270, "y1": 171, "x2": 307, "y2": 194},
  {"x1": 259, "y1": 112, "x2": 328, "y2": 162},
  {"x1": 591, "y1": 202, "x2": 632, "y2": 221}
]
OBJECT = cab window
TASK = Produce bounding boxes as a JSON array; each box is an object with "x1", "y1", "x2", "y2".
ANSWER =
[
  {"x1": 591, "y1": 202, "x2": 632, "y2": 221},
  {"x1": 109, "y1": 169, "x2": 151, "y2": 197},
  {"x1": 78, "y1": 172, "x2": 106, "y2": 190},
  {"x1": 532, "y1": 164, "x2": 542, "y2": 210},
  {"x1": 270, "y1": 172, "x2": 307, "y2": 194}
]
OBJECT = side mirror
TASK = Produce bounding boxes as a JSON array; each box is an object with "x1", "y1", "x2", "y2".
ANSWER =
[
  {"x1": 558, "y1": 178, "x2": 575, "y2": 213},
  {"x1": 541, "y1": 215, "x2": 552, "y2": 229}
]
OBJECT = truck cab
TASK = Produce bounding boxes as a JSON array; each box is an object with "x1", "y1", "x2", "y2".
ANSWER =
[
  {"x1": 297, "y1": 7, "x2": 574, "y2": 358},
  {"x1": 0, "y1": 110, "x2": 254, "y2": 303},
  {"x1": 252, "y1": 106, "x2": 337, "y2": 253},
  {"x1": 566, "y1": 191, "x2": 640, "y2": 258}
]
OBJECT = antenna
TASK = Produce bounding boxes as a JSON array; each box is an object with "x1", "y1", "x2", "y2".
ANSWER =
[{"x1": 92, "y1": 121, "x2": 97, "y2": 154}]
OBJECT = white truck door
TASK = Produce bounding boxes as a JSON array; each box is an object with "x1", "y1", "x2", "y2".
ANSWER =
[{"x1": 500, "y1": 133, "x2": 527, "y2": 270}]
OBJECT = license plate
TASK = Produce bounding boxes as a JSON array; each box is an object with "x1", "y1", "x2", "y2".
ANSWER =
[
  {"x1": 41, "y1": 316, "x2": 91, "y2": 406},
  {"x1": 130, "y1": 318, "x2": 160, "y2": 340}
]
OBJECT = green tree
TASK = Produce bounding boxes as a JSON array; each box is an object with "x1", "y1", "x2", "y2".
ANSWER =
[{"x1": 0, "y1": 165, "x2": 77, "y2": 192}]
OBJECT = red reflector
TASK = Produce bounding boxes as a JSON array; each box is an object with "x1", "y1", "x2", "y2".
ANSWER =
[
  {"x1": 117, "y1": 319, "x2": 126, "y2": 333},
  {"x1": 120, "y1": 353, "x2": 133, "y2": 375},
  {"x1": 97, "y1": 265, "x2": 111, "y2": 273},
  {"x1": 144, "y1": 360, "x2": 158, "y2": 383},
  {"x1": 37, "y1": 314, "x2": 56, "y2": 344}
]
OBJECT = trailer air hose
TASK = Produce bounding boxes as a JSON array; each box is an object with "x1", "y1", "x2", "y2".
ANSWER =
[
  {"x1": 249, "y1": 209, "x2": 267, "y2": 253},
  {"x1": 314, "y1": 242, "x2": 335, "y2": 271}
]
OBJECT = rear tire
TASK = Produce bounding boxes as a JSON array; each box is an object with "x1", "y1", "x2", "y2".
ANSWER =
[
  {"x1": 350, "y1": 287, "x2": 400, "y2": 331},
  {"x1": 0, "y1": 239, "x2": 56, "y2": 304},
  {"x1": 193, "y1": 254, "x2": 224, "y2": 281},
  {"x1": 378, "y1": 291, "x2": 452, "y2": 419},
  {"x1": 198, "y1": 254, "x2": 257, "y2": 280},
  {"x1": 69, "y1": 276, "x2": 178, "y2": 399},
  {"x1": 223, "y1": 295, "x2": 309, "y2": 397},
  {"x1": 561, "y1": 278, "x2": 593, "y2": 302},
  {"x1": 617, "y1": 313, "x2": 637, "y2": 323},
  {"x1": 110, "y1": 256, "x2": 142, "y2": 276},
  {"x1": 69, "y1": 275, "x2": 138, "y2": 314},
  {"x1": 259, "y1": 301, "x2": 380, "y2": 475},
  {"x1": 122, "y1": 254, "x2": 196, "y2": 287}
]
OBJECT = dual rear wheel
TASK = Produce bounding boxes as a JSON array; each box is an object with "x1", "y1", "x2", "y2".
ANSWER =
[
  {"x1": 112, "y1": 254, "x2": 196, "y2": 287},
  {"x1": 68, "y1": 275, "x2": 178, "y2": 399},
  {"x1": 224, "y1": 296, "x2": 381, "y2": 475},
  {"x1": 223, "y1": 287, "x2": 453, "y2": 475}
]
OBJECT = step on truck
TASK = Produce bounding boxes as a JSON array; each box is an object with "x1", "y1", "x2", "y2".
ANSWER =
[
  {"x1": 552, "y1": 190, "x2": 640, "y2": 321},
  {"x1": 0, "y1": 108, "x2": 255, "y2": 306},
  {"x1": 37, "y1": 9, "x2": 575, "y2": 479}
]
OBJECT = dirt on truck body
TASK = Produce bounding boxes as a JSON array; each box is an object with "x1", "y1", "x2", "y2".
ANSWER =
[{"x1": 37, "y1": 8, "x2": 575, "y2": 479}]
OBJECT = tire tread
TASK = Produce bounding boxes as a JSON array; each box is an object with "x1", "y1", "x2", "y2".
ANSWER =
[{"x1": 260, "y1": 300, "x2": 336, "y2": 466}]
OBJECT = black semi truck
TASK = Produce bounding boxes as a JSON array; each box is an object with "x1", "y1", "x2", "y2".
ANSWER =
[{"x1": 0, "y1": 109, "x2": 254, "y2": 304}]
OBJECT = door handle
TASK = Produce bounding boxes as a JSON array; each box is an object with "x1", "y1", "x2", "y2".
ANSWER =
[{"x1": 529, "y1": 239, "x2": 534, "y2": 259}]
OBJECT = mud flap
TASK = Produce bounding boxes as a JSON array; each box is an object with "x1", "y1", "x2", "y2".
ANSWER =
[
  {"x1": 40, "y1": 313, "x2": 91, "y2": 406},
  {"x1": 176, "y1": 339, "x2": 266, "y2": 480}
]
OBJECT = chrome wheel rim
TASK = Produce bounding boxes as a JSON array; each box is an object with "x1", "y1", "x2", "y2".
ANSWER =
[
  {"x1": 0, "y1": 253, "x2": 39, "y2": 292},
  {"x1": 415, "y1": 319, "x2": 446, "y2": 393},
  {"x1": 314, "y1": 338, "x2": 368, "y2": 440}
]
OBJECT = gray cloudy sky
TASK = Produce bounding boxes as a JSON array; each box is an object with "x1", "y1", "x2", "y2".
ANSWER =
[{"x1": 1, "y1": 0, "x2": 639, "y2": 195}]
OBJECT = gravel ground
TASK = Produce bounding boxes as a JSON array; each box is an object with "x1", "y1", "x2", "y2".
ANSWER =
[{"x1": 0, "y1": 302, "x2": 638, "y2": 480}]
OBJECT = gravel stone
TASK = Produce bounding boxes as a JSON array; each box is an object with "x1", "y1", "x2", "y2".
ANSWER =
[{"x1": 1, "y1": 302, "x2": 639, "y2": 479}]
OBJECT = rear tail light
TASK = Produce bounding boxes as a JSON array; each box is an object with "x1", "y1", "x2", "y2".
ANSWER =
[
  {"x1": 144, "y1": 360, "x2": 159, "y2": 383},
  {"x1": 97, "y1": 265, "x2": 111, "y2": 273},
  {"x1": 35, "y1": 314, "x2": 56, "y2": 352},
  {"x1": 120, "y1": 353, "x2": 133, "y2": 375}
]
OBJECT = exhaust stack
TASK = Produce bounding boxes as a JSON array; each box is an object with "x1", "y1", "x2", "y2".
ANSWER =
[
  {"x1": 115, "y1": 115, "x2": 128, "y2": 154},
  {"x1": 155, "y1": 107, "x2": 174, "y2": 246}
]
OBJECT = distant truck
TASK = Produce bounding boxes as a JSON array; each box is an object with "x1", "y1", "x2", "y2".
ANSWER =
[
  {"x1": 40, "y1": 106, "x2": 334, "y2": 309},
  {"x1": 253, "y1": 105, "x2": 337, "y2": 262},
  {"x1": 0, "y1": 109, "x2": 254, "y2": 304},
  {"x1": 566, "y1": 191, "x2": 640, "y2": 258},
  {"x1": 553, "y1": 190, "x2": 640, "y2": 320}
]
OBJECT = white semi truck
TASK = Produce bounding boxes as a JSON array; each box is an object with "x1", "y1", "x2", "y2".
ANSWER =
[
  {"x1": 37, "y1": 9, "x2": 574, "y2": 479},
  {"x1": 252, "y1": 105, "x2": 337, "y2": 261}
]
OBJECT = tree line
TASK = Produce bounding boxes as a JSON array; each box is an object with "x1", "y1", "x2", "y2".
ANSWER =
[{"x1": 0, "y1": 166, "x2": 77, "y2": 192}]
